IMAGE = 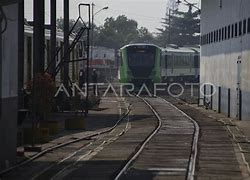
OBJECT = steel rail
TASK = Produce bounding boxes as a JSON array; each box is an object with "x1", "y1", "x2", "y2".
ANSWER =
[
  {"x1": 114, "y1": 95, "x2": 162, "y2": 180},
  {"x1": 32, "y1": 101, "x2": 131, "y2": 180},
  {"x1": 159, "y1": 97, "x2": 199, "y2": 180},
  {"x1": 0, "y1": 104, "x2": 131, "y2": 177},
  {"x1": 115, "y1": 95, "x2": 199, "y2": 180},
  {"x1": 50, "y1": 103, "x2": 131, "y2": 180}
]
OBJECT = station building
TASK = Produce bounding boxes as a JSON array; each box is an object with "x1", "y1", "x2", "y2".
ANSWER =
[{"x1": 200, "y1": 0, "x2": 250, "y2": 120}]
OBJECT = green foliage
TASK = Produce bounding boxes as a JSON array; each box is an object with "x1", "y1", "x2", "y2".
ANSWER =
[
  {"x1": 56, "y1": 15, "x2": 154, "y2": 49},
  {"x1": 96, "y1": 15, "x2": 138, "y2": 49},
  {"x1": 157, "y1": 7, "x2": 200, "y2": 47},
  {"x1": 27, "y1": 73, "x2": 57, "y2": 121},
  {"x1": 56, "y1": 9, "x2": 199, "y2": 49},
  {"x1": 95, "y1": 15, "x2": 155, "y2": 49},
  {"x1": 56, "y1": 17, "x2": 91, "y2": 34}
]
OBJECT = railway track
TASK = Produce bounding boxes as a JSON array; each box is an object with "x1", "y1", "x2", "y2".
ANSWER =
[
  {"x1": 0, "y1": 98, "x2": 131, "y2": 179},
  {"x1": 115, "y1": 96, "x2": 200, "y2": 180},
  {"x1": 1, "y1": 95, "x2": 201, "y2": 180},
  {"x1": 164, "y1": 96, "x2": 244, "y2": 180}
]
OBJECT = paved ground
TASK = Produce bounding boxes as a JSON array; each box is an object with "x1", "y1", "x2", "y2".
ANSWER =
[
  {"x1": 3, "y1": 92, "x2": 250, "y2": 180},
  {"x1": 1, "y1": 96, "x2": 127, "y2": 179},
  {"x1": 172, "y1": 97, "x2": 250, "y2": 180},
  {"x1": 196, "y1": 106, "x2": 250, "y2": 180},
  {"x1": 171, "y1": 85, "x2": 250, "y2": 179}
]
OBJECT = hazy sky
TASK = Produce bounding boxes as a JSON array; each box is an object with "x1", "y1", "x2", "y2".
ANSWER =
[{"x1": 24, "y1": 0, "x2": 200, "y2": 33}]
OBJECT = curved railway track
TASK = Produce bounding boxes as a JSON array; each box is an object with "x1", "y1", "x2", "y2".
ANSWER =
[
  {"x1": 115, "y1": 95, "x2": 200, "y2": 180},
  {"x1": 1, "y1": 95, "x2": 200, "y2": 180},
  {"x1": 0, "y1": 100, "x2": 131, "y2": 179}
]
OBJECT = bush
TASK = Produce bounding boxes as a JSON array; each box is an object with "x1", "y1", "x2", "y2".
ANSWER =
[{"x1": 27, "y1": 73, "x2": 56, "y2": 121}]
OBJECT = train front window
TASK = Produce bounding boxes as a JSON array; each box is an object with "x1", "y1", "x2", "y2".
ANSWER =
[{"x1": 128, "y1": 51, "x2": 155, "y2": 67}]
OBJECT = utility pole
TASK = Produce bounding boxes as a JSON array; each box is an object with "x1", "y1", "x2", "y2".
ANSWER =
[
  {"x1": 0, "y1": 10, "x2": 2, "y2": 118},
  {"x1": 91, "y1": 3, "x2": 94, "y2": 69},
  {"x1": 90, "y1": 4, "x2": 108, "y2": 69},
  {"x1": 33, "y1": 0, "x2": 45, "y2": 74},
  {"x1": 85, "y1": 4, "x2": 91, "y2": 116},
  {"x1": 63, "y1": 0, "x2": 69, "y2": 88},
  {"x1": 50, "y1": 0, "x2": 56, "y2": 76},
  {"x1": 168, "y1": 8, "x2": 171, "y2": 44},
  {"x1": 18, "y1": 0, "x2": 24, "y2": 91},
  {"x1": 33, "y1": 0, "x2": 45, "y2": 146}
]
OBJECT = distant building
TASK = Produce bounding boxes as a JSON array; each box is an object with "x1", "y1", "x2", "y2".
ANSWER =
[
  {"x1": 81, "y1": 46, "x2": 116, "y2": 82},
  {"x1": 90, "y1": 46, "x2": 115, "y2": 68},
  {"x1": 200, "y1": 0, "x2": 250, "y2": 120},
  {"x1": 0, "y1": 3, "x2": 19, "y2": 170}
]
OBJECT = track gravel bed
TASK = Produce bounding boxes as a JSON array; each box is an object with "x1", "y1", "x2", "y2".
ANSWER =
[
  {"x1": 120, "y1": 97, "x2": 196, "y2": 180},
  {"x1": 163, "y1": 96, "x2": 244, "y2": 180}
]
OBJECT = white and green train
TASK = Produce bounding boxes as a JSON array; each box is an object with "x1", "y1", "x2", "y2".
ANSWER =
[
  {"x1": 161, "y1": 45, "x2": 200, "y2": 83},
  {"x1": 119, "y1": 44, "x2": 162, "y2": 87},
  {"x1": 118, "y1": 44, "x2": 200, "y2": 86}
]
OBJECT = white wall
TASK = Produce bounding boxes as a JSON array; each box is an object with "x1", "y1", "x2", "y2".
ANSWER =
[
  {"x1": 92, "y1": 46, "x2": 115, "y2": 61},
  {"x1": 201, "y1": 0, "x2": 250, "y2": 120}
]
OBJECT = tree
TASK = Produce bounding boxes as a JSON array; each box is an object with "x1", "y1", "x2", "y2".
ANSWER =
[
  {"x1": 56, "y1": 15, "x2": 157, "y2": 49},
  {"x1": 56, "y1": 17, "x2": 86, "y2": 33},
  {"x1": 95, "y1": 15, "x2": 139, "y2": 49},
  {"x1": 157, "y1": 5, "x2": 200, "y2": 47},
  {"x1": 136, "y1": 27, "x2": 155, "y2": 43}
]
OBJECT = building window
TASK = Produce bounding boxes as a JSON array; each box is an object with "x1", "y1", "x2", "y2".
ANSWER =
[
  {"x1": 211, "y1": 32, "x2": 213, "y2": 43},
  {"x1": 228, "y1": 25, "x2": 231, "y2": 39},
  {"x1": 219, "y1": 29, "x2": 221, "y2": 41},
  {"x1": 235, "y1": 23, "x2": 238, "y2": 37},
  {"x1": 216, "y1": 30, "x2": 219, "y2": 42},
  {"x1": 231, "y1": 24, "x2": 234, "y2": 38},
  {"x1": 224, "y1": 27, "x2": 227, "y2": 40},
  {"x1": 243, "y1": 19, "x2": 247, "y2": 34},
  {"x1": 214, "y1": 31, "x2": 216, "y2": 42},
  {"x1": 239, "y1": 21, "x2": 242, "y2": 36},
  {"x1": 219, "y1": 0, "x2": 222, "y2": 9},
  {"x1": 221, "y1": 28, "x2": 224, "y2": 41},
  {"x1": 248, "y1": 18, "x2": 250, "y2": 33}
]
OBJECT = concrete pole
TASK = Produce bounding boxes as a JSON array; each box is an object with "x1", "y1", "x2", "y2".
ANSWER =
[
  {"x1": 33, "y1": 0, "x2": 45, "y2": 145},
  {"x1": 85, "y1": 4, "x2": 91, "y2": 117},
  {"x1": 168, "y1": 9, "x2": 171, "y2": 44},
  {"x1": 91, "y1": 3, "x2": 94, "y2": 69},
  {"x1": 63, "y1": 0, "x2": 69, "y2": 87},
  {"x1": 33, "y1": 0, "x2": 45, "y2": 74},
  {"x1": 50, "y1": 0, "x2": 56, "y2": 76},
  {"x1": 17, "y1": 0, "x2": 24, "y2": 112},
  {"x1": 18, "y1": 0, "x2": 24, "y2": 97},
  {"x1": 0, "y1": 13, "x2": 2, "y2": 115}
]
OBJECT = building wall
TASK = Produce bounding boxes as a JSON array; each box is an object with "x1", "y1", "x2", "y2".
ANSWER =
[
  {"x1": 201, "y1": 0, "x2": 250, "y2": 120},
  {"x1": 0, "y1": 3, "x2": 18, "y2": 170}
]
